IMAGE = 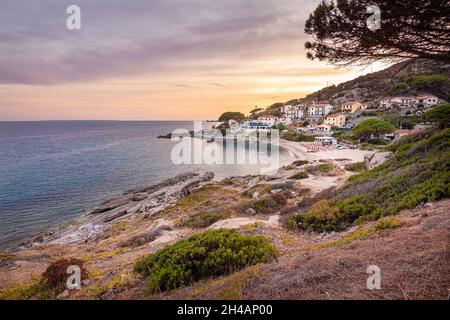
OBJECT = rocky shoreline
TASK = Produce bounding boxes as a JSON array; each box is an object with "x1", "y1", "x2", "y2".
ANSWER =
[
  {"x1": 15, "y1": 172, "x2": 215, "y2": 250},
  {"x1": 10, "y1": 141, "x2": 379, "y2": 251}
]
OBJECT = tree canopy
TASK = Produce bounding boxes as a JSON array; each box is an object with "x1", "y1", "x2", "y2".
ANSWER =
[
  {"x1": 305, "y1": 0, "x2": 450, "y2": 66},
  {"x1": 218, "y1": 112, "x2": 246, "y2": 122},
  {"x1": 352, "y1": 118, "x2": 395, "y2": 140},
  {"x1": 423, "y1": 104, "x2": 450, "y2": 128}
]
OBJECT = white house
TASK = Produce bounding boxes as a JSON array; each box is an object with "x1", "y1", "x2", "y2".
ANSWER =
[
  {"x1": 278, "y1": 117, "x2": 292, "y2": 125},
  {"x1": 307, "y1": 104, "x2": 333, "y2": 117},
  {"x1": 413, "y1": 95, "x2": 440, "y2": 108},
  {"x1": 257, "y1": 115, "x2": 278, "y2": 126},
  {"x1": 379, "y1": 95, "x2": 442, "y2": 109},
  {"x1": 285, "y1": 105, "x2": 306, "y2": 120}
]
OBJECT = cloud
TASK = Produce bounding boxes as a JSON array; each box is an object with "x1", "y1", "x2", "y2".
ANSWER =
[{"x1": 0, "y1": 0, "x2": 317, "y2": 85}]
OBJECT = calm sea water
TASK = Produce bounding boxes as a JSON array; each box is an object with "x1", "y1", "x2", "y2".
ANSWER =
[{"x1": 0, "y1": 121, "x2": 292, "y2": 249}]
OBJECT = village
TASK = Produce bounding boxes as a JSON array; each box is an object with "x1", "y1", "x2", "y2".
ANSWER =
[{"x1": 230, "y1": 93, "x2": 447, "y2": 152}]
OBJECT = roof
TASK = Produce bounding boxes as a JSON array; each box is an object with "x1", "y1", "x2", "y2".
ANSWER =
[
  {"x1": 396, "y1": 129, "x2": 418, "y2": 134},
  {"x1": 416, "y1": 95, "x2": 437, "y2": 99},
  {"x1": 326, "y1": 114, "x2": 344, "y2": 118},
  {"x1": 310, "y1": 103, "x2": 332, "y2": 108}
]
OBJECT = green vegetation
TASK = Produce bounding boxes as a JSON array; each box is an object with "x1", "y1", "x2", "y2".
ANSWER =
[
  {"x1": 423, "y1": 104, "x2": 450, "y2": 128},
  {"x1": 178, "y1": 210, "x2": 231, "y2": 228},
  {"x1": 0, "y1": 281, "x2": 53, "y2": 300},
  {"x1": 282, "y1": 132, "x2": 315, "y2": 142},
  {"x1": 352, "y1": 119, "x2": 395, "y2": 141},
  {"x1": 242, "y1": 192, "x2": 288, "y2": 214},
  {"x1": 306, "y1": 162, "x2": 335, "y2": 175},
  {"x1": 305, "y1": 226, "x2": 373, "y2": 250},
  {"x1": 134, "y1": 229, "x2": 278, "y2": 293},
  {"x1": 289, "y1": 171, "x2": 309, "y2": 180},
  {"x1": 292, "y1": 160, "x2": 309, "y2": 167},
  {"x1": 393, "y1": 82, "x2": 408, "y2": 92},
  {"x1": 344, "y1": 162, "x2": 367, "y2": 173},
  {"x1": 407, "y1": 74, "x2": 449, "y2": 91},
  {"x1": 286, "y1": 128, "x2": 450, "y2": 232},
  {"x1": 361, "y1": 110, "x2": 378, "y2": 117},
  {"x1": 273, "y1": 123, "x2": 287, "y2": 131},
  {"x1": 218, "y1": 112, "x2": 246, "y2": 122},
  {"x1": 374, "y1": 217, "x2": 399, "y2": 231}
]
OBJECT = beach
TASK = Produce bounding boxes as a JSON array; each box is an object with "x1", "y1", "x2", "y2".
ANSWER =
[{"x1": 280, "y1": 139, "x2": 373, "y2": 162}]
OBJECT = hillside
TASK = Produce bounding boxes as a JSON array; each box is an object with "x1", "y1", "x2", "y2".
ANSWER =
[
  {"x1": 303, "y1": 59, "x2": 450, "y2": 106},
  {"x1": 258, "y1": 59, "x2": 450, "y2": 115}
]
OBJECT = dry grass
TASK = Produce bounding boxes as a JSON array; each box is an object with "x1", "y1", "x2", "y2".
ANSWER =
[{"x1": 241, "y1": 200, "x2": 450, "y2": 300}]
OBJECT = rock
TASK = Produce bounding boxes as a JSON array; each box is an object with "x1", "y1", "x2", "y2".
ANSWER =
[
  {"x1": 79, "y1": 223, "x2": 94, "y2": 232},
  {"x1": 246, "y1": 208, "x2": 256, "y2": 215},
  {"x1": 252, "y1": 192, "x2": 260, "y2": 199},
  {"x1": 270, "y1": 189, "x2": 283, "y2": 194},
  {"x1": 32, "y1": 235, "x2": 44, "y2": 243},
  {"x1": 364, "y1": 151, "x2": 392, "y2": 170},
  {"x1": 132, "y1": 194, "x2": 147, "y2": 201},
  {"x1": 103, "y1": 210, "x2": 128, "y2": 223},
  {"x1": 247, "y1": 178, "x2": 259, "y2": 189},
  {"x1": 202, "y1": 172, "x2": 215, "y2": 182},
  {"x1": 57, "y1": 290, "x2": 69, "y2": 299}
]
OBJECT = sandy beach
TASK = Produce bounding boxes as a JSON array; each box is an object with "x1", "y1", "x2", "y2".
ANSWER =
[{"x1": 280, "y1": 139, "x2": 373, "y2": 163}]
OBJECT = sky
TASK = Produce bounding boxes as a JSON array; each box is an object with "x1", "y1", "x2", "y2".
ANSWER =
[{"x1": 0, "y1": 0, "x2": 387, "y2": 121}]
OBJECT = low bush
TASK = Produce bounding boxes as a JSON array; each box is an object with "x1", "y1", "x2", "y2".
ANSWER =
[
  {"x1": 289, "y1": 171, "x2": 309, "y2": 180},
  {"x1": 42, "y1": 258, "x2": 87, "y2": 288},
  {"x1": 241, "y1": 192, "x2": 289, "y2": 214},
  {"x1": 374, "y1": 217, "x2": 399, "y2": 231},
  {"x1": 134, "y1": 229, "x2": 278, "y2": 293},
  {"x1": 306, "y1": 162, "x2": 335, "y2": 175},
  {"x1": 178, "y1": 210, "x2": 231, "y2": 228},
  {"x1": 344, "y1": 162, "x2": 367, "y2": 173},
  {"x1": 292, "y1": 160, "x2": 309, "y2": 167}
]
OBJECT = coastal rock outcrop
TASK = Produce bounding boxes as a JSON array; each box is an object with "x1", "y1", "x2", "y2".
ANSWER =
[
  {"x1": 364, "y1": 151, "x2": 392, "y2": 170},
  {"x1": 27, "y1": 172, "x2": 215, "y2": 247}
]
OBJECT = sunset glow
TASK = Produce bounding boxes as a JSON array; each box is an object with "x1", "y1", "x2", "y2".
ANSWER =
[{"x1": 0, "y1": 0, "x2": 387, "y2": 120}]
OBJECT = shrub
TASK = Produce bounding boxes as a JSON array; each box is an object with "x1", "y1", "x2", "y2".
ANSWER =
[
  {"x1": 289, "y1": 171, "x2": 309, "y2": 180},
  {"x1": 374, "y1": 217, "x2": 399, "y2": 231},
  {"x1": 423, "y1": 104, "x2": 450, "y2": 128},
  {"x1": 282, "y1": 132, "x2": 315, "y2": 142},
  {"x1": 134, "y1": 229, "x2": 278, "y2": 293},
  {"x1": 240, "y1": 192, "x2": 288, "y2": 215},
  {"x1": 286, "y1": 128, "x2": 450, "y2": 233},
  {"x1": 307, "y1": 162, "x2": 335, "y2": 175},
  {"x1": 178, "y1": 211, "x2": 231, "y2": 228},
  {"x1": 344, "y1": 162, "x2": 367, "y2": 173},
  {"x1": 42, "y1": 258, "x2": 87, "y2": 288},
  {"x1": 292, "y1": 160, "x2": 309, "y2": 167}
]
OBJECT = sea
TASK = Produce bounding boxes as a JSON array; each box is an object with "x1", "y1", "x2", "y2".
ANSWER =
[{"x1": 0, "y1": 121, "x2": 292, "y2": 249}]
